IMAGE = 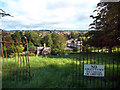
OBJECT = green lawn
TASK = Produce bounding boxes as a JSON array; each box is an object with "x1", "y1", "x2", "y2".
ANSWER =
[
  {"x1": 1, "y1": 53, "x2": 120, "y2": 88},
  {"x1": 2, "y1": 55, "x2": 74, "y2": 88}
]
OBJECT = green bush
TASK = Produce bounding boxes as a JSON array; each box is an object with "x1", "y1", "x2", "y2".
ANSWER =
[
  {"x1": 86, "y1": 47, "x2": 94, "y2": 52},
  {"x1": 4, "y1": 45, "x2": 24, "y2": 56},
  {"x1": 73, "y1": 47, "x2": 79, "y2": 52},
  {"x1": 6, "y1": 47, "x2": 13, "y2": 55},
  {"x1": 51, "y1": 48, "x2": 59, "y2": 55},
  {"x1": 9, "y1": 53, "x2": 26, "y2": 58},
  {"x1": 9, "y1": 54, "x2": 17, "y2": 58},
  {"x1": 51, "y1": 48, "x2": 64, "y2": 55},
  {"x1": 58, "y1": 49, "x2": 65, "y2": 55},
  {"x1": 64, "y1": 49, "x2": 73, "y2": 53},
  {"x1": 16, "y1": 45, "x2": 24, "y2": 53},
  {"x1": 29, "y1": 46, "x2": 36, "y2": 53},
  {"x1": 80, "y1": 59, "x2": 98, "y2": 64},
  {"x1": 29, "y1": 53, "x2": 35, "y2": 56}
]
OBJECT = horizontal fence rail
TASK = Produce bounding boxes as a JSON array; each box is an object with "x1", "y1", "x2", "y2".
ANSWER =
[{"x1": 72, "y1": 37, "x2": 120, "y2": 88}]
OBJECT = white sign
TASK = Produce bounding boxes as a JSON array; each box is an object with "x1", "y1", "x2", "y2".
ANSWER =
[{"x1": 84, "y1": 64, "x2": 104, "y2": 77}]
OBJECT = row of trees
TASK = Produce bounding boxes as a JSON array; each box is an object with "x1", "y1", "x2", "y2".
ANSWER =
[
  {"x1": 2, "y1": 31, "x2": 72, "y2": 55},
  {"x1": 2, "y1": 29, "x2": 86, "y2": 56},
  {"x1": 23, "y1": 31, "x2": 67, "y2": 55},
  {"x1": 2, "y1": 31, "x2": 26, "y2": 56}
]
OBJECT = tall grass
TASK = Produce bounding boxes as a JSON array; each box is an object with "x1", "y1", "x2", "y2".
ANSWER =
[
  {"x1": 2, "y1": 55, "x2": 74, "y2": 88},
  {"x1": 1, "y1": 53, "x2": 120, "y2": 88}
]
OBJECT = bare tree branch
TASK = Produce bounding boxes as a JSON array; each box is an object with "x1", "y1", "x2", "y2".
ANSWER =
[{"x1": 0, "y1": 9, "x2": 13, "y2": 18}]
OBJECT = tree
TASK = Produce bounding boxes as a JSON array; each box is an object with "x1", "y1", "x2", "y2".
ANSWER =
[
  {"x1": 28, "y1": 40, "x2": 36, "y2": 53},
  {"x1": 52, "y1": 32, "x2": 66, "y2": 49},
  {"x1": 31, "y1": 31, "x2": 41, "y2": 46},
  {"x1": 25, "y1": 31, "x2": 32, "y2": 42},
  {"x1": 64, "y1": 34, "x2": 69, "y2": 40},
  {"x1": 25, "y1": 31, "x2": 41, "y2": 46},
  {"x1": 4, "y1": 43, "x2": 24, "y2": 56},
  {"x1": 51, "y1": 32, "x2": 66, "y2": 55},
  {"x1": 51, "y1": 32, "x2": 59, "y2": 48},
  {"x1": 43, "y1": 33, "x2": 53, "y2": 47},
  {"x1": 0, "y1": 10, "x2": 16, "y2": 56},
  {"x1": 19, "y1": 31, "x2": 26, "y2": 42},
  {"x1": 4, "y1": 35, "x2": 13, "y2": 41},
  {"x1": 70, "y1": 32, "x2": 79, "y2": 39},
  {"x1": 29, "y1": 46, "x2": 36, "y2": 53},
  {"x1": 28, "y1": 41, "x2": 34, "y2": 47},
  {"x1": 11, "y1": 31, "x2": 21, "y2": 42},
  {"x1": 2, "y1": 32, "x2": 12, "y2": 55},
  {"x1": 88, "y1": 2, "x2": 120, "y2": 52}
]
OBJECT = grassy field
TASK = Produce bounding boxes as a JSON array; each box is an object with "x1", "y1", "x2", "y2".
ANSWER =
[{"x1": 1, "y1": 52, "x2": 120, "y2": 88}]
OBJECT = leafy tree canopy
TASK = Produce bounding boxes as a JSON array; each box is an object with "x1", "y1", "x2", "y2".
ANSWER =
[
  {"x1": 11, "y1": 31, "x2": 21, "y2": 42},
  {"x1": 43, "y1": 33, "x2": 53, "y2": 47},
  {"x1": 25, "y1": 31, "x2": 41, "y2": 46},
  {"x1": 51, "y1": 32, "x2": 66, "y2": 55}
]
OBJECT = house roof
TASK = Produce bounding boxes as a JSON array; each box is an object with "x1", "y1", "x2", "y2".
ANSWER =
[
  {"x1": 37, "y1": 47, "x2": 51, "y2": 50},
  {"x1": 64, "y1": 47, "x2": 73, "y2": 50},
  {"x1": 37, "y1": 47, "x2": 43, "y2": 50}
]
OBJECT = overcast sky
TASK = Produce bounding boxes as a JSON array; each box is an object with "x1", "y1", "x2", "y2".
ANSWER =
[{"x1": 0, "y1": 0, "x2": 100, "y2": 30}]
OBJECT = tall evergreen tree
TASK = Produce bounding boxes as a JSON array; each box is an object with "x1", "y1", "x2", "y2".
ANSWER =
[{"x1": 88, "y1": 2, "x2": 120, "y2": 52}]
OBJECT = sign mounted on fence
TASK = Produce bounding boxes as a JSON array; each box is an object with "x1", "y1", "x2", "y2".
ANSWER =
[{"x1": 84, "y1": 64, "x2": 104, "y2": 77}]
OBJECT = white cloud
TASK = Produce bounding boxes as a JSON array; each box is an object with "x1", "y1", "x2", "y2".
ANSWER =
[{"x1": 0, "y1": 0, "x2": 100, "y2": 30}]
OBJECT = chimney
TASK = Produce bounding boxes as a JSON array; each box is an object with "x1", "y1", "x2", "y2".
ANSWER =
[{"x1": 44, "y1": 43, "x2": 46, "y2": 48}]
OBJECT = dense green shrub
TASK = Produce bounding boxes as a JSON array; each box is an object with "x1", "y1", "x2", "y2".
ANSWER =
[
  {"x1": 64, "y1": 49, "x2": 73, "y2": 53},
  {"x1": 73, "y1": 47, "x2": 79, "y2": 52},
  {"x1": 58, "y1": 49, "x2": 65, "y2": 55},
  {"x1": 5, "y1": 47, "x2": 13, "y2": 56},
  {"x1": 29, "y1": 53, "x2": 35, "y2": 56},
  {"x1": 29, "y1": 46, "x2": 36, "y2": 53},
  {"x1": 80, "y1": 59, "x2": 98, "y2": 64},
  {"x1": 9, "y1": 54, "x2": 17, "y2": 58},
  {"x1": 51, "y1": 48, "x2": 65, "y2": 55},
  {"x1": 51, "y1": 48, "x2": 59, "y2": 55},
  {"x1": 4, "y1": 45, "x2": 24, "y2": 56}
]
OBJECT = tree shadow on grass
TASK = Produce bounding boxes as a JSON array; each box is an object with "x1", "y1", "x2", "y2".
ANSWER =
[
  {"x1": 2, "y1": 61, "x2": 120, "y2": 88},
  {"x1": 2, "y1": 63, "x2": 76, "y2": 88},
  {"x1": 47, "y1": 52, "x2": 120, "y2": 61},
  {"x1": 2, "y1": 53, "x2": 120, "y2": 88}
]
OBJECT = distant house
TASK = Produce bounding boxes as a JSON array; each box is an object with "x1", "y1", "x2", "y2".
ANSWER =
[
  {"x1": 36, "y1": 43, "x2": 51, "y2": 56},
  {"x1": 41, "y1": 47, "x2": 51, "y2": 55},
  {"x1": 66, "y1": 39, "x2": 82, "y2": 48},
  {"x1": 65, "y1": 39, "x2": 83, "y2": 52}
]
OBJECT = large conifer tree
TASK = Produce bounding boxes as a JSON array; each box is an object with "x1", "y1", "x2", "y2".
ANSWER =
[{"x1": 88, "y1": 1, "x2": 120, "y2": 52}]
